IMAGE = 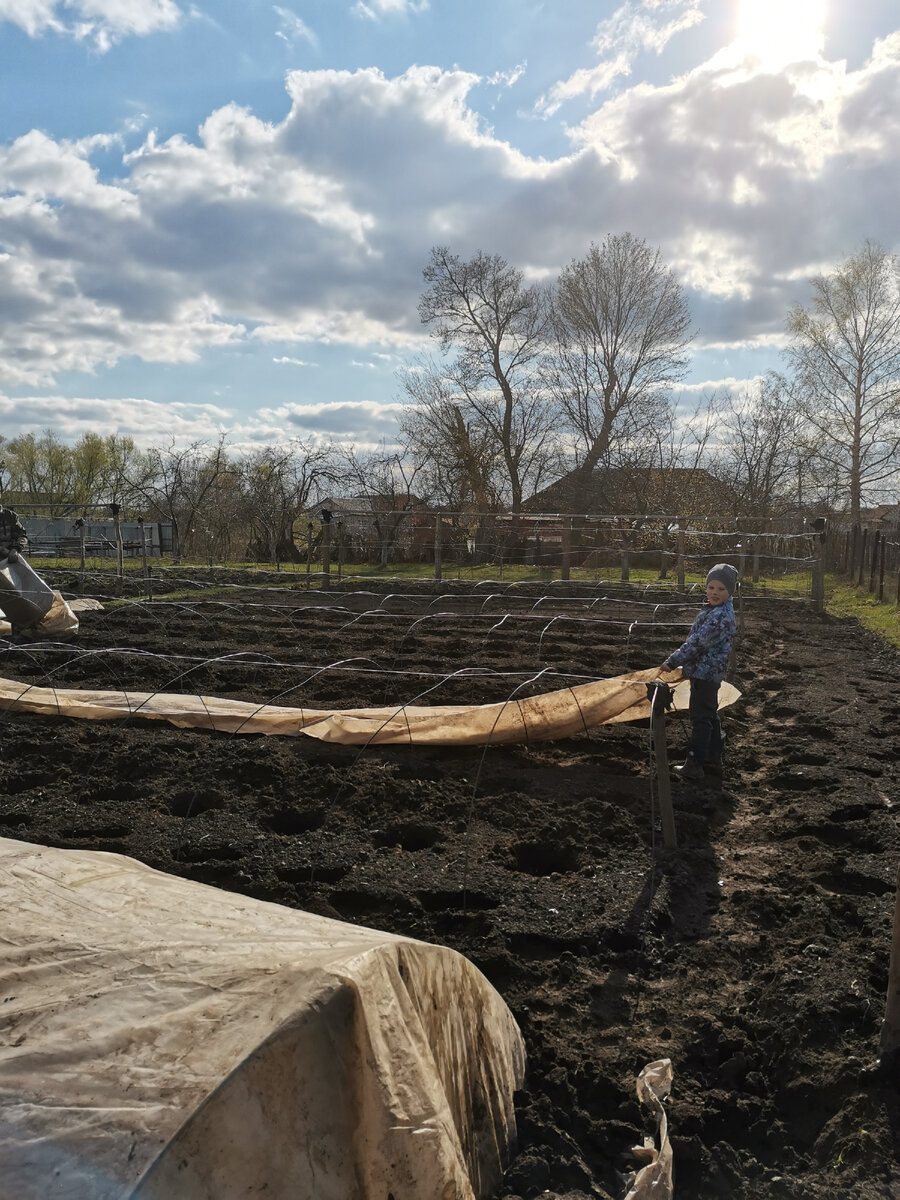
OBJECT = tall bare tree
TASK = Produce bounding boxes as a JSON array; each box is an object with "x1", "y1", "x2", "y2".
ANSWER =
[
  {"x1": 334, "y1": 443, "x2": 426, "y2": 567},
  {"x1": 545, "y1": 233, "x2": 694, "y2": 512},
  {"x1": 397, "y1": 356, "x2": 500, "y2": 512},
  {"x1": 416, "y1": 247, "x2": 560, "y2": 515},
  {"x1": 787, "y1": 241, "x2": 900, "y2": 522},
  {"x1": 129, "y1": 437, "x2": 229, "y2": 562},
  {"x1": 717, "y1": 376, "x2": 806, "y2": 522},
  {"x1": 240, "y1": 441, "x2": 335, "y2": 562}
]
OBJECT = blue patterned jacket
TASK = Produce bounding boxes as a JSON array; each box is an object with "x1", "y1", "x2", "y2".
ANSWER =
[{"x1": 664, "y1": 598, "x2": 735, "y2": 683}]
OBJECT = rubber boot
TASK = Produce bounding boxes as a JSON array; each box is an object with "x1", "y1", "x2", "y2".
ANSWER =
[
  {"x1": 673, "y1": 754, "x2": 705, "y2": 783},
  {"x1": 706, "y1": 733, "x2": 726, "y2": 775}
]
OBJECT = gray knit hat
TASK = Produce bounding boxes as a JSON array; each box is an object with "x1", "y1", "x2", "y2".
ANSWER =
[{"x1": 706, "y1": 563, "x2": 738, "y2": 595}]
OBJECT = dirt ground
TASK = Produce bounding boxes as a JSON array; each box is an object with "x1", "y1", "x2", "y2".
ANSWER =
[{"x1": 1, "y1": 572, "x2": 899, "y2": 1199}]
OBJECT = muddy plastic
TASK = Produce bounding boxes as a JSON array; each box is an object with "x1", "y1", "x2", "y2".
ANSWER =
[{"x1": 0, "y1": 555, "x2": 54, "y2": 629}]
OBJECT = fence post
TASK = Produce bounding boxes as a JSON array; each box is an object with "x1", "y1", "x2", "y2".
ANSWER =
[
  {"x1": 857, "y1": 529, "x2": 868, "y2": 588},
  {"x1": 138, "y1": 518, "x2": 151, "y2": 601},
  {"x1": 111, "y1": 503, "x2": 124, "y2": 586},
  {"x1": 306, "y1": 522, "x2": 313, "y2": 588},
  {"x1": 659, "y1": 523, "x2": 670, "y2": 580},
  {"x1": 75, "y1": 517, "x2": 86, "y2": 576},
  {"x1": 812, "y1": 553, "x2": 825, "y2": 612},
  {"x1": 337, "y1": 520, "x2": 345, "y2": 582},
  {"x1": 811, "y1": 517, "x2": 827, "y2": 612},
  {"x1": 561, "y1": 516, "x2": 572, "y2": 581},
  {"x1": 878, "y1": 534, "x2": 886, "y2": 603},
  {"x1": 676, "y1": 522, "x2": 685, "y2": 592},
  {"x1": 620, "y1": 528, "x2": 631, "y2": 582},
  {"x1": 433, "y1": 514, "x2": 442, "y2": 582},
  {"x1": 869, "y1": 530, "x2": 881, "y2": 593},
  {"x1": 321, "y1": 515, "x2": 332, "y2": 590}
]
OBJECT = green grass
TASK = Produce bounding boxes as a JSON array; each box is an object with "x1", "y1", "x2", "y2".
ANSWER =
[{"x1": 825, "y1": 576, "x2": 900, "y2": 649}]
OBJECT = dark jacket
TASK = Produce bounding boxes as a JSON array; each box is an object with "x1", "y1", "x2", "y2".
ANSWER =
[{"x1": 0, "y1": 507, "x2": 28, "y2": 556}]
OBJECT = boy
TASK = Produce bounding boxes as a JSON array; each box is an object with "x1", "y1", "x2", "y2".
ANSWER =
[{"x1": 661, "y1": 563, "x2": 737, "y2": 782}]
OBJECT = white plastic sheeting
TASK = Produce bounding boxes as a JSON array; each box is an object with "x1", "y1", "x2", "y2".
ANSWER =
[
  {"x1": 0, "y1": 837, "x2": 526, "y2": 1199},
  {"x1": 625, "y1": 1059, "x2": 674, "y2": 1200},
  {"x1": 0, "y1": 556, "x2": 79, "y2": 639},
  {"x1": 0, "y1": 669, "x2": 740, "y2": 746}
]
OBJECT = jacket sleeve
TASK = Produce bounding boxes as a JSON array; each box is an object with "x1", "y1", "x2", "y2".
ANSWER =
[{"x1": 665, "y1": 607, "x2": 727, "y2": 669}]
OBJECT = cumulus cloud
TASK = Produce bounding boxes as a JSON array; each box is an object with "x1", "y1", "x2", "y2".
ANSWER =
[
  {"x1": 273, "y1": 356, "x2": 319, "y2": 366},
  {"x1": 1, "y1": 37, "x2": 899, "y2": 405},
  {"x1": 0, "y1": 64, "x2": 540, "y2": 386},
  {"x1": 0, "y1": 0, "x2": 181, "y2": 49},
  {"x1": 536, "y1": 0, "x2": 703, "y2": 115},
  {"x1": 259, "y1": 399, "x2": 406, "y2": 445},
  {"x1": 0, "y1": 391, "x2": 230, "y2": 443}
]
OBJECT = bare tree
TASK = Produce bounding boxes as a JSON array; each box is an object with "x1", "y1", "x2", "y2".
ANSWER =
[
  {"x1": 545, "y1": 233, "x2": 694, "y2": 512},
  {"x1": 75, "y1": 434, "x2": 149, "y2": 513},
  {"x1": 787, "y1": 241, "x2": 900, "y2": 522},
  {"x1": 397, "y1": 356, "x2": 501, "y2": 512},
  {"x1": 416, "y1": 247, "x2": 560, "y2": 515},
  {"x1": 601, "y1": 390, "x2": 724, "y2": 516},
  {"x1": 335, "y1": 444, "x2": 426, "y2": 567},
  {"x1": 240, "y1": 441, "x2": 336, "y2": 563},
  {"x1": 717, "y1": 376, "x2": 806, "y2": 522},
  {"x1": 129, "y1": 437, "x2": 228, "y2": 562}
]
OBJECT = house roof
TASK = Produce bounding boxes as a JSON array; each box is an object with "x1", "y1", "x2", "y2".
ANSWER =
[{"x1": 524, "y1": 467, "x2": 737, "y2": 518}]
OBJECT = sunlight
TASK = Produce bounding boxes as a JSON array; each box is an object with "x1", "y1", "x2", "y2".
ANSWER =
[{"x1": 735, "y1": 0, "x2": 826, "y2": 69}]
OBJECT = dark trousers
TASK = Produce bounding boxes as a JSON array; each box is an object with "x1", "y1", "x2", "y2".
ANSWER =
[{"x1": 688, "y1": 677, "x2": 723, "y2": 766}]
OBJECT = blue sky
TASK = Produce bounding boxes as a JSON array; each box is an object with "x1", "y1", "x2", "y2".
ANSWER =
[{"x1": 1, "y1": 0, "x2": 898, "y2": 452}]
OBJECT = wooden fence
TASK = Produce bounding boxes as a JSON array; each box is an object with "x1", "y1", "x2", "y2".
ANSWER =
[{"x1": 825, "y1": 523, "x2": 900, "y2": 607}]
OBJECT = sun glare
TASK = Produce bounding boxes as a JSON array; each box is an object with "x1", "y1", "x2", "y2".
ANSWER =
[{"x1": 735, "y1": 0, "x2": 826, "y2": 69}]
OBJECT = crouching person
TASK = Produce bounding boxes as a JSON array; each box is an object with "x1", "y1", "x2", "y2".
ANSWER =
[
  {"x1": 661, "y1": 563, "x2": 737, "y2": 783},
  {"x1": 0, "y1": 506, "x2": 79, "y2": 641}
]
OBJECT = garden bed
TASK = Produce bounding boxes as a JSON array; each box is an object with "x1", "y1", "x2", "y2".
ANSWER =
[{"x1": 1, "y1": 579, "x2": 898, "y2": 1198}]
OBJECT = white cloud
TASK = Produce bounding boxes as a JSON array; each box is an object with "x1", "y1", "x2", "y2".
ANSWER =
[
  {"x1": 258, "y1": 399, "x2": 406, "y2": 446},
  {"x1": 0, "y1": 392, "x2": 231, "y2": 443},
  {"x1": 352, "y1": 0, "x2": 428, "y2": 20},
  {"x1": 671, "y1": 376, "x2": 763, "y2": 396},
  {"x1": 0, "y1": 0, "x2": 181, "y2": 49},
  {"x1": 486, "y1": 63, "x2": 527, "y2": 89},
  {"x1": 536, "y1": 0, "x2": 703, "y2": 115},
  {"x1": 1, "y1": 37, "x2": 899, "y2": 402},
  {"x1": 274, "y1": 6, "x2": 317, "y2": 49},
  {"x1": 273, "y1": 356, "x2": 319, "y2": 366}
]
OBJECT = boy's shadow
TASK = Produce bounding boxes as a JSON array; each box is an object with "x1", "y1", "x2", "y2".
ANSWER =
[{"x1": 618, "y1": 770, "x2": 738, "y2": 945}]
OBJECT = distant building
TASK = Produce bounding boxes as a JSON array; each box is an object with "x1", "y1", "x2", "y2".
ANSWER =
[
  {"x1": 6, "y1": 514, "x2": 170, "y2": 557},
  {"x1": 309, "y1": 496, "x2": 434, "y2": 560},
  {"x1": 524, "y1": 466, "x2": 738, "y2": 520}
]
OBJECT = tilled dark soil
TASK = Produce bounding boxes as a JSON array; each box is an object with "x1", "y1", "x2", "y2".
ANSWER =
[{"x1": 1, "y1": 574, "x2": 898, "y2": 1199}]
